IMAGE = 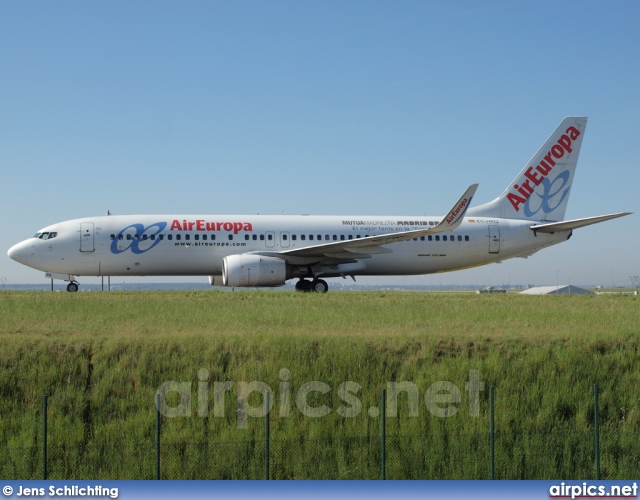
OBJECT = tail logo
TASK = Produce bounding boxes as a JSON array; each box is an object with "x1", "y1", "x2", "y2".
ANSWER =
[
  {"x1": 523, "y1": 170, "x2": 570, "y2": 217},
  {"x1": 507, "y1": 125, "x2": 581, "y2": 212}
]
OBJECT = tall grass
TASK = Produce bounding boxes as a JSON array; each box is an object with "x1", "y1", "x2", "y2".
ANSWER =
[{"x1": 0, "y1": 291, "x2": 638, "y2": 478}]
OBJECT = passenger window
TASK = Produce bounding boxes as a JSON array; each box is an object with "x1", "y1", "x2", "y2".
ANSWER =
[
  {"x1": 228, "y1": 235, "x2": 233, "y2": 240},
  {"x1": 211, "y1": 235, "x2": 215, "y2": 240},
  {"x1": 340, "y1": 235, "x2": 345, "y2": 241},
  {"x1": 356, "y1": 235, "x2": 361, "y2": 239},
  {"x1": 176, "y1": 234, "x2": 181, "y2": 241},
  {"x1": 252, "y1": 235, "x2": 257, "y2": 240},
  {"x1": 348, "y1": 235, "x2": 353, "y2": 240},
  {"x1": 292, "y1": 235, "x2": 297, "y2": 241},
  {"x1": 168, "y1": 234, "x2": 173, "y2": 241},
  {"x1": 309, "y1": 235, "x2": 314, "y2": 241},
  {"x1": 283, "y1": 234, "x2": 288, "y2": 240},
  {"x1": 301, "y1": 235, "x2": 306, "y2": 241},
  {"x1": 420, "y1": 236, "x2": 425, "y2": 241},
  {"x1": 458, "y1": 235, "x2": 462, "y2": 241},
  {"x1": 151, "y1": 234, "x2": 156, "y2": 240},
  {"x1": 110, "y1": 234, "x2": 115, "y2": 240},
  {"x1": 428, "y1": 235, "x2": 432, "y2": 241},
  {"x1": 260, "y1": 235, "x2": 265, "y2": 241},
  {"x1": 119, "y1": 234, "x2": 124, "y2": 240},
  {"x1": 127, "y1": 234, "x2": 132, "y2": 240},
  {"x1": 333, "y1": 235, "x2": 337, "y2": 241},
  {"x1": 465, "y1": 235, "x2": 469, "y2": 241},
  {"x1": 435, "y1": 235, "x2": 440, "y2": 241},
  {"x1": 159, "y1": 235, "x2": 164, "y2": 240},
  {"x1": 245, "y1": 234, "x2": 250, "y2": 240},
  {"x1": 143, "y1": 234, "x2": 148, "y2": 240},
  {"x1": 267, "y1": 234, "x2": 272, "y2": 240},
  {"x1": 443, "y1": 235, "x2": 447, "y2": 241},
  {"x1": 185, "y1": 234, "x2": 190, "y2": 241}
]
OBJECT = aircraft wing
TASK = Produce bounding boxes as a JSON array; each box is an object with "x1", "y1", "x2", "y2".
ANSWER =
[
  {"x1": 529, "y1": 212, "x2": 631, "y2": 233},
  {"x1": 253, "y1": 184, "x2": 478, "y2": 264}
]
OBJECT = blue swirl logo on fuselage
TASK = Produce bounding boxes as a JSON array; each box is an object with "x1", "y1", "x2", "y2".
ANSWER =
[
  {"x1": 111, "y1": 222, "x2": 167, "y2": 254},
  {"x1": 523, "y1": 170, "x2": 571, "y2": 218}
]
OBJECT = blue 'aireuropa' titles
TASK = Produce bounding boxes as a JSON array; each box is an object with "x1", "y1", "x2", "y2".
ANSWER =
[
  {"x1": 523, "y1": 170, "x2": 570, "y2": 218},
  {"x1": 110, "y1": 222, "x2": 167, "y2": 254}
]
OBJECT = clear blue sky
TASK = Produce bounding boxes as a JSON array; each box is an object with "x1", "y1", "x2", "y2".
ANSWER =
[{"x1": 2, "y1": 0, "x2": 638, "y2": 287}]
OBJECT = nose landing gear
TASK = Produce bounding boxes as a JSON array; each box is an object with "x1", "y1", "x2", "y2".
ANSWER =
[{"x1": 66, "y1": 281, "x2": 79, "y2": 292}]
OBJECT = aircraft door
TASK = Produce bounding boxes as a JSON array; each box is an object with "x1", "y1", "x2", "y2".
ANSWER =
[
  {"x1": 265, "y1": 231, "x2": 276, "y2": 248},
  {"x1": 488, "y1": 225, "x2": 500, "y2": 254},
  {"x1": 80, "y1": 222, "x2": 95, "y2": 252},
  {"x1": 280, "y1": 232, "x2": 290, "y2": 248}
]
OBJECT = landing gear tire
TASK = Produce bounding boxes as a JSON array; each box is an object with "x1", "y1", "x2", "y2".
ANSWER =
[
  {"x1": 311, "y1": 279, "x2": 328, "y2": 294},
  {"x1": 67, "y1": 282, "x2": 79, "y2": 293},
  {"x1": 295, "y1": 279, "x2": 313, "y2": 292}
]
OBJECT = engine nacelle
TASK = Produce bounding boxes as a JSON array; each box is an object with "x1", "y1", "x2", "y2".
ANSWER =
[{"x1": 222, "y1": 254, "x2": 287, "y2": 287}]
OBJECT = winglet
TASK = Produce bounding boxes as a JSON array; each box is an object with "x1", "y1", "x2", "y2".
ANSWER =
[{"x1": 433, "y1": 184, "x2": 478, "y2": 231}]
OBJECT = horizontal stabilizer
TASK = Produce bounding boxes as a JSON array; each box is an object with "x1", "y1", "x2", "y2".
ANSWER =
[{"x1": 529, "y1": 212, "x2": 631, "y2": 233}]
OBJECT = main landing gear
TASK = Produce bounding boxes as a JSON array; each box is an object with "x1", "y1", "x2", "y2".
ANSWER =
[{"x1": 295, "y1": 278, "x2": 329, "y2": 293}]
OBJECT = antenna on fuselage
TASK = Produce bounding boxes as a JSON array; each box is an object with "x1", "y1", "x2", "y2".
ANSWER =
[{"x1": 107, "y1": 210, "x2": 112, "y2": 216}]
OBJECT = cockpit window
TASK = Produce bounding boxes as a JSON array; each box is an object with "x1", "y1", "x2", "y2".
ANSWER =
[{"x1": 32, "y1": 231, "x2": 58, "y2": 240}]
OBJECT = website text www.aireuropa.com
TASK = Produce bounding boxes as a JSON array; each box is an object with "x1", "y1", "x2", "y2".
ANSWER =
[
  {"x1": 549, "y1": 482, "x2": 637, "y2": 499},
  {"x1": 174, "y1": 242, "x2": 247, "y2": 247}
]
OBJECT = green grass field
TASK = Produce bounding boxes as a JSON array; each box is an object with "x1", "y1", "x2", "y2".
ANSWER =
[{"x1": 0, "y1": 290, "x2": 638, "y2": 479}]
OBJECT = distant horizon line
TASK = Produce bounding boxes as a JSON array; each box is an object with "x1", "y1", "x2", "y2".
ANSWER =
[{"x1": 0, "y1": 282, "x2": 630, "y2": 291}]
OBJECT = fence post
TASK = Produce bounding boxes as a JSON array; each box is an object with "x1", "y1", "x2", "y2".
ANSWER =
[
  {"x1": 42, "y1": 395, "x2": 48, "y2": 480},
  {"x1": 265, "y1": 391, "x2": 270, "y2": 480},
  {"x1": 156, "y1": 393, "x2": 161, "y2": 480},
  {"x1": 594, "y1": 384, "x2": 600, "y2": 480},
  {"x1": 489, "y1": 386, "x2": 495, "y2": 480},
  {"x1": 381, "y1": 388, "x2": 386, "y2": 480}
]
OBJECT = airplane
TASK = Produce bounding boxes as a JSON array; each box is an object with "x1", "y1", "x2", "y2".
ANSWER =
[{"x1": 7, "y1": 117, "x2": 631, "y2": 293}]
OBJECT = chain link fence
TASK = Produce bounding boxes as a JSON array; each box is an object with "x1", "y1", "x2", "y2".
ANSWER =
[{"x1": 2, "y1": 429, "x2": 637, "y2": 480}]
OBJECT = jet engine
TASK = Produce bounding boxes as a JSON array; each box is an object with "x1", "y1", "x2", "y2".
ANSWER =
[{"x1": 222, "y1": 254, "x2": 293, "y2": 287}]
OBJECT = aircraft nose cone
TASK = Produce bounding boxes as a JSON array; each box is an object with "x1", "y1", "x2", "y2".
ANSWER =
[{"x1": 7, "y1": 242, "x2": 28, "y2": 266}]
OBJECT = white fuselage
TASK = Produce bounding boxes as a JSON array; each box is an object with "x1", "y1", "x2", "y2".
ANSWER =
[{"x1": 8, "y1": 214, "x2": 569, "y2": 279}]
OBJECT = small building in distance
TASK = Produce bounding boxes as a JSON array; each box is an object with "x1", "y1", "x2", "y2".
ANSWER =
[{"x1": 519, "y1": 285, "x2": 595, "y2": 296}]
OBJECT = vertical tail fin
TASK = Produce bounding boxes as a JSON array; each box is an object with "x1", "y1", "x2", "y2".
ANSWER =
[{"x1": 468, "y1": 117, "x2": 587, "y2": 222}]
